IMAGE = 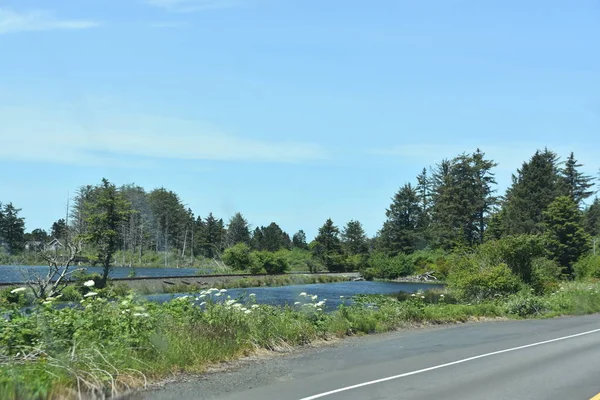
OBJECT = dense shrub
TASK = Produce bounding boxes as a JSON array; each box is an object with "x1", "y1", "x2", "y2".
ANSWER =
[
  {"x1": 505, "y1": 293, "x2": 550, "y2": 317},
  {"x1": 250, "y1": 251, "x2": 289, "y2": 275},
  {"x1": 529, "y1": 257, "x2": 562, "y2": 294},
  {"x1": 477, "y1": 235, "x2": 545, "y2": 284},
  {"x1": 222, "y1": 243, "x2": 252, "y2": 271},
  {"x1": 449, "y1": 263, "x2": 522, "y2": 302},
  {"x1": 363, "y1": 252, "x2": 415, "y2": 279},
  {"x1": 573, "y1": 254, "x2": 600, "y2": 280}
]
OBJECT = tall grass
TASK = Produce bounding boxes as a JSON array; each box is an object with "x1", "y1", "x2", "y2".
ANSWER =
[{"x1": 2, "y1": 281, "x2": 600, "y2": 399}]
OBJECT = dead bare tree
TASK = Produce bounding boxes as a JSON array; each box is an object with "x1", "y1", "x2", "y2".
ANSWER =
[{"x1": 22, "y1": 239, "x2": 84, "y2": 299}]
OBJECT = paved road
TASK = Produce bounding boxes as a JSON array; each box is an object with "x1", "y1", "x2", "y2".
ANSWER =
[{"x1": 134, "y1": 315, "x2": 600, "y2": 400}]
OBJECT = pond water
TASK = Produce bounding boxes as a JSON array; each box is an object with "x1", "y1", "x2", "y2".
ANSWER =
[
  {"x1": 0, "y1": 265, "x2": 210, "y2": 283},
  {"x1": 145, "y1": 281, "x2": 444, "y2": 311}
]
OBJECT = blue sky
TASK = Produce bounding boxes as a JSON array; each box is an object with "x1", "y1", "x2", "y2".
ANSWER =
[{"x1": 0, "y1": 0, "x2": 599, "y2": 239}]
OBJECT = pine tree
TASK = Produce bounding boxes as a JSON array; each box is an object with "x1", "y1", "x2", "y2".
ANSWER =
[
  {"x1": 312, "y1": 218, "x2": 345, "y2": 272},
  {"x1": 503, "y1": 149, "x2": 564, "y2": 235},
  {"x1": 429, "y1": 151, "x2": 497, "y2": 248},
  {"x1": 51, "y1": 219, "x2": 68, "y2": 240},
  {"x1": 379, "y1": 183, "x2": 423, "y2": 254},
  {"x1": 84, "y1": 178, "x2": 132, "y2": 287},
  {"x1": 202, "y1": 213, "x2": 225, "y2": 258},
  {"x1": 561, "y1": 152, "x2": 595, "y2": 207},
  {"x1": 584, "y1": 198, "x2": 600, "y2": 237},
  {"x1": 543, "y1": 196, "x2": 590, "y2": 277},
  {"x1": 0, "y1": 203, "x2": 25, "y2": 254},
  {"x1": 341, "y1": 220, "x2": 368, "y2": 256},
  {"x1": 251, "y1": 227, "x2": 264, "y2": 251},
  {"x1": 260, "y1": 222, "x2": 289, "y2": 252},
  {"x1": 225, "y1": 212, "x2": 251, "y2": 247},
  {"x1": 415, "y1": 168, "x2": 432, "y2": 231},
  {"x1": 292, "y1": 230, "x2": 308, "y2": 249}
]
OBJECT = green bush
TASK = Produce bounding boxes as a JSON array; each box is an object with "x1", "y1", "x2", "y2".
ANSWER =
[
  {"x1": 0, "y1": 286, "x2": 28, "y2": 308},
  {"x1": 364, "y1": 252, "x2": 415, "y2": 279},
  {"x1": 449, "y1": 263, "x2": 522, "y2": 302},
  {"x1": 222, "y1": 243, "x2": 252, "y2": 271},
  {"x1": 250, "y1": 251, "x2": 289, "y2": 275},
  {"x1": 477, "y1": 235, "x2": 545, "y2": 284},
  {"x1": 59, "y1": 285, "x2": 83, "y2": 302},
  {"x1": 529, "y1": 257, "x2": 562, "y2": 294},
  {"x1": 505, "y1": 293, "x2": 550, "y2": 317},
  {"x1": 573, "y1": 254, "x2": 600, "y2": 280}
]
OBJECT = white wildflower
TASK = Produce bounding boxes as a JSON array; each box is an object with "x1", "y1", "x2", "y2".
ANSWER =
[
  {"x1": 294, "y1": 301, "x2": 301, "y2": 305},
  {"x1": 316, "y1": 308, "x2": 322, "y2": 312},
  {"x1": 251, "y1": 304, "x2": 259, "y2": 309},
  {"x1": 241, "y1": 307, "x2": 248, "y2": 311},
  {"x1": 214, "y1": 293, "x2": 222, "y2": 297},
  {"x1": 232, "y1": 303, "x2": 242, "y2": 309},
  {"x1": 421, "y1": 296, "x2": 425, "y2": 299},
  {"x1": 340, "y1": 295, "x2": 344, "y2": 299},
  {"x1": 84, "y1": 292, "x2": 98, "y2": 297},
  {"x1": 177, "y1": 295, "x2": 189, "y2": 301},
  {"x1": 225, "y1": 299, "x2": 237, "y2": 306},
  {"x1": 440, "y1": 294, "x2": 445, "y2": 298},
  {"x1": 83, "y1": 280, "x2": 95, "y2": 287},
  {"x1": 198, "y1": 294, "x2": 206, "y2": 299},
  {"x1": 299, "y1": 292, "x2": 307, "y2": 297},
  {"x1": 311, "y1": 295, "x2": 318, "y2": 301},
  {"x1": 244, "y1": 310, "x2": 251, "y2": 314},
  {"x1": 316, "y1": 301, "x2": 325, "y2": 307},
  {"x1": 219, "y1": 289, "x2": 227, "y2": 293},
  {"x1": 199, "y1": 302, "x2": 206, "y2": 306},
  {"x1": 42, "y1": 301, "x2": 52, "y2": 305},
  {"x1": 411, "y1": 294, "x2": 416, "y2": 297},
  {"x1": 249, "y1": 293, "x2": 256, "y2": 297},
  {"x1": 133, "y1": 312, "x2": 149, "y2": 317},
  {"x1": 10, "y1": 287, "x2": 26, "y2": 294}
]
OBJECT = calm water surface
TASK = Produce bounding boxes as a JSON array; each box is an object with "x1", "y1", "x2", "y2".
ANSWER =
[
  {"x1": 146, "y1": 281, "x2": 443, "y2": 310},
  {"x1": 0, "y1": 265, "x2": 209, "y2": 283}
]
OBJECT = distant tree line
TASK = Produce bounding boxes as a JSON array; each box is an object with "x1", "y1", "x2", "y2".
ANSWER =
[{"x1": 2, "y1": 148, "x2": 599, "y2": 277}]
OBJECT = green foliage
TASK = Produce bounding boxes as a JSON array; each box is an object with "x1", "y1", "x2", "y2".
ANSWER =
[
  {"x1": 363, "y1": 252, "x2": 415, "y2": 279},
  {"x1": 0, "y1": 202, "x2": 26, "y2": 254},
  {"x1": 312, "y1": 219, "x2": 346, "y2": 272},
  {"x1": 448, "y1": 263, "x2": 522, "y2": 302},
  {"x1": 225, "y1": 213, "x2": 251, "y2": 247},
  {"x1": 84, "y1": 178, "x2": 132, "y2": 287},
  {"x1": 250, "y1": 251, "x2": 289, "y2": 274},
  {"x1": 543, "y1": 196, "x2": 591, "y2": 277},
  {"x1": 502, "y1": 149, "x2": 564, "y2": 235},
  {"x1": 561, "y1": 152, "x2": 595, "y2": 206},
  {"x1": 505, "y1": 293, "x2": 550, "y2": 317},
  {"x1": 573, "y1": 254, "x2": 600, "y2": 280},
  {"x1": 476, "y1": 235, "x2": 545, "y2": 284},
  {"x1": 292, "y1": 230, "x2": 308, "y2": 249},
  {"x1": 222, "y1": 243, "x2": 251, "y2": 270},
  {"x1": 276, "y1": 248, "x2": 321, "y2": 272},
  {"x1": 341, "y1": 220, "x2": 369, "y2": 256},
  {"x1": 529, "y1": 257, "x2": 562, "y2": 295},
  {"x1": 583, "y1": 198, "x2": 600, "y2": 237},
  {"x1": 379, "y1": 183, "x2": 423, "y2": 254},
  {"x1": 59, "y1": 285, "x2": 83, "y2": 302}
]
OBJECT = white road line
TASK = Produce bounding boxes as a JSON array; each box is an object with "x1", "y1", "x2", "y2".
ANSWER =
[{"x1": 299, "y1": 327, "x2": 600, "y2": 400}]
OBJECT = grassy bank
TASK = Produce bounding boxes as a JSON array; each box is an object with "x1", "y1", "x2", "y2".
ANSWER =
[
  {"x1": 157, "y1": 274, "x2": 352, "y2": 294},
  {"x1": 2, "y1": 280, "x2": 600, "y2": 399}
]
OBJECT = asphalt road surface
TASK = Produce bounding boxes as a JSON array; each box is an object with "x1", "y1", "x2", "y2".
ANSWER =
[{"x1": 133, "y1": 315, "x2": 600, "y2": 400}]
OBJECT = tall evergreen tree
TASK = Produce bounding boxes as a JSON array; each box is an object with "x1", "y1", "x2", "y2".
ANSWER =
[
  {"x1": 147, "y1": 188, "x2": 188, "y2": 252},
  {"x1": 50, "y1": 219, "x2": 68, "y2": 240},
  {"x1": 543, "y1": 196, "x2": 590, "y2": 277},
  {"x1": 312, "y1": 218, "x2": 345, "y2": 272},
  {"x1": 561, "y1": 152, "x2": 595, "y2": 207},
  {"x1": 341, "y1": 220, "x2": 368, "y2": 256},
  {"x1": 201, "y1": 213, "x2": 225, "y2": 258},
  {"x1": 84, "y1": 178, "x2": 132, "y2": 287},
  {"x1": 0, "y1": 203, "x2": 25, "y2": 254},
  {"x1": 251, "y1": 227, "x2": 264, "y2": 251},
  {"x1": 225, "y1": 212, "x2": 251, "y2": 247},
  {"x1": 584, "y1": 197, "x2": 600, "y2": 237},
  {"x1": 292, "y1": 230, "x2": 308, "y2": 249},
  {"x1": 502, "y1": 149, "x2": 564, "y2": 235},
  {"x1": 415, "y1": 167, "x2": 432, "y2": 231},
  {"x1": 429, "y1": 151, "x2": 497, "y2": 248},
  {"x1": 260, "y1": 222, "x2": 289, "y2": 252},
  {"x1": 379, "y1": 183, "x2": 422, "y2": 254}
]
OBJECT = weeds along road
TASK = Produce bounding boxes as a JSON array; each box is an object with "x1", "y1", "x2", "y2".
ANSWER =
[{"x1": 134, "y1": 314, "x2": 600, "y2": 400}]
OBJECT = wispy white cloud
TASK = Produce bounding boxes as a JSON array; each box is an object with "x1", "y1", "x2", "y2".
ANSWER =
[
  {"x1": 146, "y1": 0, "x2": 248, "y2": 13},
  {"x1": 149, "y1": 21, "x2": 189, "y2": 28},
  {"x1": 0, "y1": 8, "x2": 100, "y2": 35},
  {"x1": 0, "y1": 106, "x2": 327, "y2": 166}
]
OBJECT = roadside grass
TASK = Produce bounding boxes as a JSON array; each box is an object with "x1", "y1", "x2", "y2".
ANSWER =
[{"x1": 2, "y1": 281, "x2": 600, "y2": 399}]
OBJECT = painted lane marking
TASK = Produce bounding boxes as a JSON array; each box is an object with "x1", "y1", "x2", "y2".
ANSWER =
[{"x1": 299, "y1": 327, "x2": 600, "y2": 400}]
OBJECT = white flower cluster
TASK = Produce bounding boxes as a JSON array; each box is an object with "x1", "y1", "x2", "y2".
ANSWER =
[
  {"x1": 193, "y1": 288, "x2": 256, "y2": 315},
  {"x1": 297, "y1": 292, "x2": 326, "y2": 312}
]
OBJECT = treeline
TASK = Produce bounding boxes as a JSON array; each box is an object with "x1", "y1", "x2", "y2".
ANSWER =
[{"x1": 2, "y1": 148, "x2": 600, "y2": 277}]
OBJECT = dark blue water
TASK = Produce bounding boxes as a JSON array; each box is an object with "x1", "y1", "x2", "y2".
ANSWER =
[
  {"x1": 145, "y1": 281, "x2": 444, "y2": 311},
  {"x1": 0, "y1": 265, "x2": 210, "y2": 283}
]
